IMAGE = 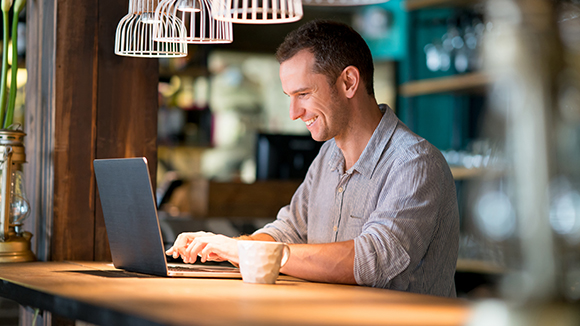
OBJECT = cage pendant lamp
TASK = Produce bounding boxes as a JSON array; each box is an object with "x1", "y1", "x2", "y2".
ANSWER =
[
  {"x1": 212, "y1": 0, "x2": 303, "y2": 24},
  {"x1": 154, "y1": 0, "x2": 233, "y2": 43},
  {"x1": 302, "y1": 0, "x2": 388, "y2": 6},
  {"x1": 115, "y1": 0, "x2": 188, "y2": 58}
]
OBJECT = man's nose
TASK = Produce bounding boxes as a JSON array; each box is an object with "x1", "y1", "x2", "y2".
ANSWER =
[{"x1": 289, "y1": 99, "x2": 305, "y2": 121}]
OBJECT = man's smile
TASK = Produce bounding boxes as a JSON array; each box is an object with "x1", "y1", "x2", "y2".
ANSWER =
[{"x1": 304, "y1": 116, "x2": 318, "y2": 127}]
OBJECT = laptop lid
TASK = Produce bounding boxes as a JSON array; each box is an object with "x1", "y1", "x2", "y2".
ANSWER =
[{"x1": 94, "y1": 157, "x2": 171, "y2": 277}]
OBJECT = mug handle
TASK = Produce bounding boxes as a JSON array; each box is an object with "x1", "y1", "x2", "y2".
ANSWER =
[{"x1": 280, "y1": 244, "x2": 291, "y2": 267}]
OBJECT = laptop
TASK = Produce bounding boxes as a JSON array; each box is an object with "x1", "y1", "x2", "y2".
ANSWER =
[{"x1": 94, "y1": 157, "x2": 241, "y2": 278}]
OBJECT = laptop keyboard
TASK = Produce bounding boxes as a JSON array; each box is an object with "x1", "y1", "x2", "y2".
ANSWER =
[{"x1": 168, "y1": 265, "x2": 239, "y2": 273}]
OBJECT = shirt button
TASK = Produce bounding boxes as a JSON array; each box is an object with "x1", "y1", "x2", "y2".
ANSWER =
[
  {"x1": 338, "y1": 187, "x2": 343, "y2": 193},
  {"x1": 333, "y1": 226, "x2": 338, "y2": 232}
]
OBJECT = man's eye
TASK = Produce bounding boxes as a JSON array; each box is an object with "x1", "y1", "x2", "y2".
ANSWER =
[{"x1": 298, "y1": 93, "x2": 308, "y2": 98}]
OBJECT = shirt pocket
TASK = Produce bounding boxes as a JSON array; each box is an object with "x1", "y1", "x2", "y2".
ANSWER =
[
  {"x1": 343, "y1": 213, "x2": 368, "y2": 238},
  {"x1": 341, "y1": 184, "x2": 376, "y2": 239}
]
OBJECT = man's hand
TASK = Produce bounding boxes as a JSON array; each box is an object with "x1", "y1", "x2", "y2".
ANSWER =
[
  {"x1": 166, "y1": 232, "x2": 239, "y2": 264},
  {"x1": 166, "y1": 231, "x2": 214, "y2": 260}
]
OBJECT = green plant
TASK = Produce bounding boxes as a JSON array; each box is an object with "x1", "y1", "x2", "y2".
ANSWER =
[{"x1": 0, "y1": 0, "x2": 25, "y2": 129}]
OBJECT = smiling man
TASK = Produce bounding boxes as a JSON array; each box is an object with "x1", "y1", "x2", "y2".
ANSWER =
[{"x1": 166, "y1": 20, "x2": 460, "y2": 297}]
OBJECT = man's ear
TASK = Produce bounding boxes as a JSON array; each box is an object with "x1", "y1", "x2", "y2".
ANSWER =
[{"x1": 339, "y1": 66, "x2": 360, "y2": 99}]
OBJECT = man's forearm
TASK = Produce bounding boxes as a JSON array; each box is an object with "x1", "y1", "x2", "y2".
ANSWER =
[
  {"x1": 235, "y1": 233, "x2": 356, "y2": 284},
  {"x1": 281, "y1": 240, "x2": 356, "y2": 285},
  {"x1": 236, "y1": 233, "x2": 276, "y2": 241}
]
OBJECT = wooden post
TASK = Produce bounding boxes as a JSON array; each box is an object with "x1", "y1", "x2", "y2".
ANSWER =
[{"x1": 25, "y1": 0, "x2": 158, "y2": 263}]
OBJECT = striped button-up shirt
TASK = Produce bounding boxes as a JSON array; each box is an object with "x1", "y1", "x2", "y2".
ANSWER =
[{"x1": 255, "y1": 105, "x2": 459, "y2": 297}]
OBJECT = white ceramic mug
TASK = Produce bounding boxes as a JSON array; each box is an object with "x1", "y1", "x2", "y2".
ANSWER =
[{"x1": 237, "y1": 240, "x2": 290, "y2": 284}]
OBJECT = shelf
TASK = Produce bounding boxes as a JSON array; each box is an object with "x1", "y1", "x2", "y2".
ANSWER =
[
  {"x1": 399, "y1": 72, "x2": 491, "y2": 97},
  {"x1": 406, "y1": 0, "x2": 483, "y2": 10},
  {"x1": 450, "y1": 166, "x2": 506, "y2": 180},
  {"x1": 450, "y1": 166, "x2": 485, "y2": 180},
  {"x1": 456, "y1": 259, "x2": 505, "y2": 274}
]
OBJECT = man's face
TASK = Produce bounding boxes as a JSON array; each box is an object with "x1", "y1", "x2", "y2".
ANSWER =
[{"x1": 279, "y1": 50, "x2": 349, "y2": 142}]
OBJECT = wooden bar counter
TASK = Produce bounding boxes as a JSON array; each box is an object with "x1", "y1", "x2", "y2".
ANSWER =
[{"x1": 0, "y1": 261, "x2": 472, "y2": 326}]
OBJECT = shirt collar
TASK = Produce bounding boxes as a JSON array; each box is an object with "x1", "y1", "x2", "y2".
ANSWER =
[
  {"x1": 328, "y1": 140, "x2": 344, "y2": 173},
  {"x1": 327, "y1": 104, "x2": 398, "y2": 178}
]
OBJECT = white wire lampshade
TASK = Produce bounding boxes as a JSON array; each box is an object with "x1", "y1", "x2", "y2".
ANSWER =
[
  {"x1": 302, "y1": 0, "x2": 388, "y2": 5},
  {"x1": 115, "y1": 0, "x2": 188, "y2": 58},
  {"x1": 212, "y1": 0, "x2": 303, "y2": 24},
  {"x1": 154, "y1": 0, "x2": 233, "y2": 43},
  {"x1": 302, "y1": 0, "x2": 387, "y2": 5}
]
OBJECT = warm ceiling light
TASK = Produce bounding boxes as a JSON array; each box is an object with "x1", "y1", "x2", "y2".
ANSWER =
[
  {"x1": 212, "y1": 0, "x2": 303, "y2": 24},
  {"x1": 302, "y1": 0, "x2": 388, "y2": 5},
  {"x1": 176, "y1": 0, "x2": 201, "y2": 12},
  {"x1": 154, "y1": 0, "x2": 233, "y2": 44},
  {"x1": 115, "y1": 0, "x2": 188, "y2": 58}
]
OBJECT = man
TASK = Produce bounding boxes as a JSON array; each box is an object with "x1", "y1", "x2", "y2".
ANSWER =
[{"x1": 166, "y1": 20, "x2": 459, "y2": 297}]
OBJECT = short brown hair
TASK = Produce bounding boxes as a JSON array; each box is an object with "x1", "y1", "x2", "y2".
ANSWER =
[{"x1": 276, "y1": 20, "x2": 375, "y2": 96}]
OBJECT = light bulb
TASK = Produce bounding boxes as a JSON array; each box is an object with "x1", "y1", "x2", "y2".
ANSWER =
[
  {"x1": 9, "y1": 170, "x2": 29, "y2": 226},
  {"x1": 177, "y1": 0, "x2": 201, "y2": 12},
  {"x1": 139, "y1": 12, "x2": 160, "y2": 24}
]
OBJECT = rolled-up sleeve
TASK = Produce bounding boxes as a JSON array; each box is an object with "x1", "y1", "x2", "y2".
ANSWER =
[{"x1": 354, "y1": 154, "x2": 443, "y2": 289}]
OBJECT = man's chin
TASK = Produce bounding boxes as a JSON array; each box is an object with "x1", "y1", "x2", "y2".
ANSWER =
[{"x1": 309, "y1": 132, "x2": 329, "y2": 142}]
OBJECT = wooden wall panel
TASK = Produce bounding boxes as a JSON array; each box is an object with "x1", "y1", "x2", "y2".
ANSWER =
[
  {"x1": 93, "y1": 0, "x2": 158, "y2": 261},
  {"x1": 52, "y1": 0, "x2": 99, "y2": 261},
  {"x1": 27, "y1": 0, "x2": 158, "y2": 263}
]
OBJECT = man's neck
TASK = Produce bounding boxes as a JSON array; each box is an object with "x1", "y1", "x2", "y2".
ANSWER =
[{"x1": 335, "y1": 99, "x2": 383, "y2": 171}]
